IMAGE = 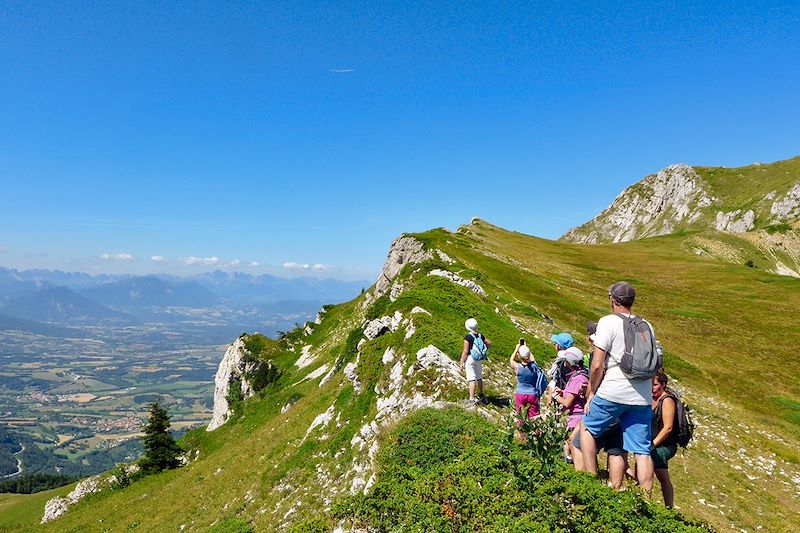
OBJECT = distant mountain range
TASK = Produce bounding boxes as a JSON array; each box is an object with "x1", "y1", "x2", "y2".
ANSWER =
[
  {"x1": 0, "y1": 286, "x2": 133, "y2": 326},
  {"x1": 79, "y1": 276, "x2": 223, "y2": 311},
  {"x1": 0, "y1": 267, "x2": 368, "y2": 334}
]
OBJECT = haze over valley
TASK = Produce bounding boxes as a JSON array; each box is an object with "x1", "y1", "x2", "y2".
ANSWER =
[{"x1": 0, "y1": 268, "x2": 365, "y2": 481}]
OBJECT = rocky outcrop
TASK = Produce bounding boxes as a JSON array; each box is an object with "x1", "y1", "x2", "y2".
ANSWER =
[
  {"x1": 42, "y1": 474, "x2": 111, "y2": 523},
  {"x1": 562, "y1": 164, "x2": 717, "y2": 243},
  {"x1": 770, "y1": 183, "x2": 800, "y2": 222},
  {"x1": 428, "y1": 269, "x2": 487, "y2": 296},
  {"x1": 346, "y1": 345, "x2": 472, "y2": 495},
  {"x1": 715, "y1": 209, "x2": 756, "y2": 233},
  {"x1": 371, "y1": 236, "x2": 433, "y2": 301},
  {"x1": 207, "y1": 338, "x2": 259, "y2": 432},
  {"x1": 362, "y1": 311, "x2": 403, "y2": 340}
]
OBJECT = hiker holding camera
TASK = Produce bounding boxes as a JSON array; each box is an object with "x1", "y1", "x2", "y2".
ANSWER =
[{"x1": 509, "y1": 340, "x2": 547, "y2": 419}]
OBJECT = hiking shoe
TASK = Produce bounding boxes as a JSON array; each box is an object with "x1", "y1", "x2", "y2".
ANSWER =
[
  {"x1": 464, "y1": 398, "x2": 479, "y2": 406},
  {"x1": 478, "y1": 394, "x2": 489, "y2": 405}
]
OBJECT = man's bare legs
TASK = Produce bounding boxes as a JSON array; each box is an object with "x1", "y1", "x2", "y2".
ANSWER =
[
  {"x1": 607, "y1": 453, "x2": 627, "y2": 490},
  {"x1": 580, "y1": 425, "x2": 599, "y2": 474},
  {"x1": 634, "y1": 454, "x2": 654, "y2": 493}
]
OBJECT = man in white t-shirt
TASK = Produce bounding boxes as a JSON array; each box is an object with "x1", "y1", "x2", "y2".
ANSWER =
[{"x1": 579, "y1": 282, "x2": 655, "y2": 492}]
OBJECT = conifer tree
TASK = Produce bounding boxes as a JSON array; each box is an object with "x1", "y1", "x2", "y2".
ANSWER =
[{"x1": 139, "y1": 401, "x2": 182, "y2": 473}]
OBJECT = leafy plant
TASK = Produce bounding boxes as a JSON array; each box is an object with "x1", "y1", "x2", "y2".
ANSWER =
[{"x1": 503, "y1": 402, "x2": 570, "y2": 479}]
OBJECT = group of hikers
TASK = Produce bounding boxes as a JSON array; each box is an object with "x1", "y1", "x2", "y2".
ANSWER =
[{"x1": 458, "y1": 281, "x2": 684, "y2": 508}]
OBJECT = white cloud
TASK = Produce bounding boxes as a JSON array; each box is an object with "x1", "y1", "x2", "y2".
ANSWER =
[
  {"x1": 150, "y1": 255, "x2": 166, "y2": 264},
  {"x1": 283, "y1": 262, "x2": 334, "y2": 272},
  {"x1": 249, "y1": 261, "x2": 260, "y2": 267},
  {"x1": 181, "y1": 256, "x2": 220, "y2": 266},
  {"x1": 99, "y1": 252, "x2": 134, "y2": 262},
  {"x1": 224, "y1": 259, "x2": 241, "y2": 268}
]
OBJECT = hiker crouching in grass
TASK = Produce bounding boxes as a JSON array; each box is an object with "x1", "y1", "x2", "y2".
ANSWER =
[
  {"x1": 651, "y1": 368, "x2": 678, "y2": 508},
  {"x1": 580, "y1": 282, "x2": 657, "y2": 493},
  {"x1": 509, "y1": 343, "x2": 547, "y2": 419},
  {"x1": 460, "y1": 318, "x2": 491, "y2": 405}
]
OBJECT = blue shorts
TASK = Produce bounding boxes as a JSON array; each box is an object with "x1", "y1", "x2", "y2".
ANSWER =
[{"x1": 583, "y1": 396, "x2": 653, "y2": 456}]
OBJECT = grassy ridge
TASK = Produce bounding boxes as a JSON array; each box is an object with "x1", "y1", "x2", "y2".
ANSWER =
[
  {"x1": 695, "y1": 156, "x2": 800, "y2": 215},
  {"x1": 2, "y1": 220, "x2": 798, "y2": 532}
]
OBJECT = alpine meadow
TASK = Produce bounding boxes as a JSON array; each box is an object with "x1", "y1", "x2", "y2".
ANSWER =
[{"x1": 2, "y1": 156, "x2": 799, "y2": 532}]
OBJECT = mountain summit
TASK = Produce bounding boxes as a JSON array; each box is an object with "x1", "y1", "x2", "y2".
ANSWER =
[
  {"x1": 560, "y1": 156, "x2": 800, "y2": 277},
  {"x1": 561, "y1": 156, "x2": 800, "y2": 244}
]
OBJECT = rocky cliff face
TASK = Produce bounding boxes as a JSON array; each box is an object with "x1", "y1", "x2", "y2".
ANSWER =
[
  {"x1": 562, "y1": 160, "x2": 800, "y2": 245},
  {"x1": 206, "y1": 337, "x2": 259, "y2": 431},
  {"x1": 562, "y1": 164, "x2": 717, "y2": 244}
]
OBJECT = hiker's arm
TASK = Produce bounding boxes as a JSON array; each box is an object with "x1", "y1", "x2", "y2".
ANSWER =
[
  {"x1": 652, "y1": 397, "x2": 676, "y2": 447},
  {"x1": 554, "y1": 391, "x2": 576, "y2": 408},
  {"x1": 588, "y1": 346, "x2": 606, "y2": 399},
  {"x1": 509, "y1": 345, "x2": 519, "y2": 371},
  {"x1": 484, "y1": 337, "x2": 492, "y2": 349},
  {"x1": 459, "y1": 340, "x2": 470, "y2": 369}
]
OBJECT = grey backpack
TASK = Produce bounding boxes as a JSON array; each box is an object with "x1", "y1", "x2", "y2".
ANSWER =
[{"x1": 614, "y1": 313, "x2": 661, "y2": 379}]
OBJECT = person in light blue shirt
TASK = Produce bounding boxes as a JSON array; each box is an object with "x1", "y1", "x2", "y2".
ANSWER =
[{"x1": 509, "y1": 343, "x2": 546, "y2": 419}]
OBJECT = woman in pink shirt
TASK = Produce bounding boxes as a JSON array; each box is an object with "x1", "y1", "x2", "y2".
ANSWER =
[{"x1": 552, "y1": 347, "x2": 589, "y2": 464}]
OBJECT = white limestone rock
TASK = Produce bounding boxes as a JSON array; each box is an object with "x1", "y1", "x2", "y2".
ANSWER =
[
  {"x1": 42, "y1": 474, "x2": 108, "y2": 523},
  {"x1": 562, "y1": 164, "x2": 718, "y2": 243},
  {"x1": 207, "y1": 338, "x2": 260, "y2": 432},
  {"x1": 344, "y1": 355, "x2": 363, "y2": 393},
  {"x1": 295, "y1": 344, "x2": 316, "y2": 369},
  {"x1": 770, "y1": 183, "x2": 800, "y2": 221},
  {"x1": 41, "y1": 497, "x2": 69, "y2": 523},
  {"x1": 716, "y1": 209, "x2": 756, "y2": 233},
  {"x1": 363, "y1": 311, "x2": 403, "y2": 340},
  {"x1": 437, "y1": 250, "x2": 455, "y2": 264},
  {"x1": 428, "y1": 269, "x2": 487, "y2": 296},
  {"x1": 305, "y1": 405, "x2": 336, "y2": 439},
  {"x1": 372, "y1": 236, "x2": 433, "y2": 300}
]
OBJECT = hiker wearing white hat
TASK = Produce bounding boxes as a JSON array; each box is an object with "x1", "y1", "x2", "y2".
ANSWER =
[
  {"x1": 460, "y1": 318, "x2": 491, "y2": 405},
  {"x1": 509, "y1": 341, "x2": 547, "y2": 419}
]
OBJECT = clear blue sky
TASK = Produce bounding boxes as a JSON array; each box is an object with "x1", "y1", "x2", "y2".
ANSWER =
[{"x1": 1, "y1": 1, "x2": 799, "y2": 281}]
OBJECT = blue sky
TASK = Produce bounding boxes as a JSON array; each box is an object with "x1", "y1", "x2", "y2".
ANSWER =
[{"x1": 1, "y1": 1, "x2": 799, "y2": 281}]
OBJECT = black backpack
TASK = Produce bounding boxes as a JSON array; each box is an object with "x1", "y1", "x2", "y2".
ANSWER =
[
  {"x1": 655, "y1": 392, "x2": 694, "y2": 448},
  {"x1": 614, "y1": 313, "x2": 661, "y2": 379}
]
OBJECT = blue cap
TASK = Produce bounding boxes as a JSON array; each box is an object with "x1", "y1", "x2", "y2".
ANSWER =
[{"x1": 551, "y1": 333, "x2": 574, "y2": 349}]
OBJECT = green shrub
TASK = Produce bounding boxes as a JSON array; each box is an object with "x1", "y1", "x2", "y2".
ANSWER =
[
  {"x1": 226, "y1": 380, "x2": 244, "y2": 416},
  {"x1": 332, "y1": 408, "x2": 710, "y2": 532}
]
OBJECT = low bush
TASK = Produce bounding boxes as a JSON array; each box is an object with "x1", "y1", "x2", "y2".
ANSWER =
[{"x1": 332, "y1": 408, "x2": 710, "y2": 532}]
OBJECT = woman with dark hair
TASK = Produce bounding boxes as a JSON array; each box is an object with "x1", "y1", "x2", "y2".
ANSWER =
[{"x1": 652, "y1": 368, "x2": 678, "y2": 508}]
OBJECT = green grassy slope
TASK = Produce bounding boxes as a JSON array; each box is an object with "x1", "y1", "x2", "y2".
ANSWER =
[
  {"x1": 561, "y1": 157, "x2": 800, "y2": 275},
  {"x1": 695, "y1": 156, "x2": 800, "y2": 218},
  {"x1": 3, "y1": 220, "x2": 798, "y2": 532}
]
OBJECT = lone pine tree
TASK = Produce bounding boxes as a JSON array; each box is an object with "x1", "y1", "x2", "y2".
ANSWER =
[{"x1": 140, "y1": 401, "x2": 182, "y2": 473}]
